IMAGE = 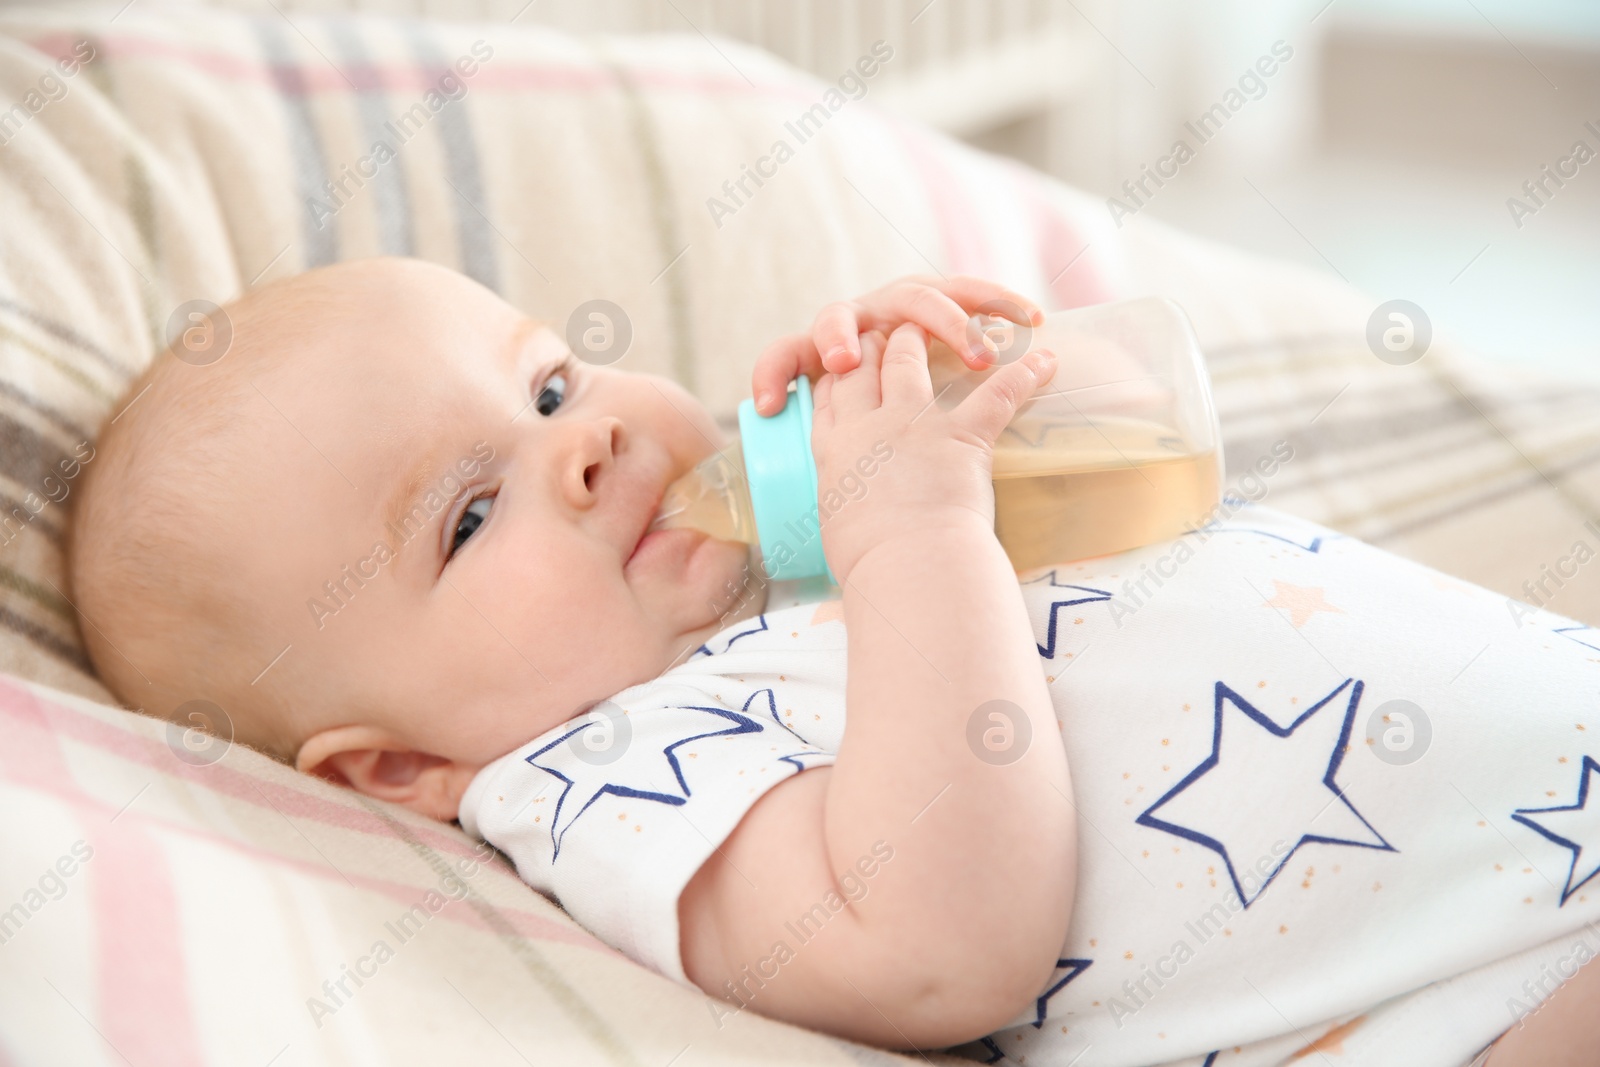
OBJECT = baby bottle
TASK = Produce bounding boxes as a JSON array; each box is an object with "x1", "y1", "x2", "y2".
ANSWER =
[{"x1": 648, "y1": 297, "x2": 1223, "y2": 581}]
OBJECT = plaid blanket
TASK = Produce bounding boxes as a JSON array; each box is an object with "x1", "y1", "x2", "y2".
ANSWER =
[{"x1": 1, "y1": 2, "x2": 1597, "y2": 1064}]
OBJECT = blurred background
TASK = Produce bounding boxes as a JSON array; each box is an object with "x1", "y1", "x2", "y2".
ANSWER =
[{"x1": 177, "y1": 0, "x2": 1600, "y2": 380}]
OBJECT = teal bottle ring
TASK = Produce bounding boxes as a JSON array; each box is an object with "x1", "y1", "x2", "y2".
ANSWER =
[{"x1": 736, "y1": 376, "x2": 836, "y2": 583}]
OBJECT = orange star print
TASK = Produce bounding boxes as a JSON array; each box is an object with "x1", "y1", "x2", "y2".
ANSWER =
[
  {"x1": 810, "y1": 598, "x2": 845, "y2": 626},
  {"x1": 1262, "y1": 580, "x2": 1344, "y2": 628}
]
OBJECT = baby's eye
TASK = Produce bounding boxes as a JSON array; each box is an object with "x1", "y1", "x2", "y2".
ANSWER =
[
  {"x1": 450, "y1": 495, "x2": 494, "y2": 558},
  {"x1": 535, "y1": 367, "x2": 569, "y2": 416}
]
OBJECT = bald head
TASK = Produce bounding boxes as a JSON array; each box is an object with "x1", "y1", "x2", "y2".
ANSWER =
[{"x1": 69, "y1": 258, "x2": 479, "y2": 759}]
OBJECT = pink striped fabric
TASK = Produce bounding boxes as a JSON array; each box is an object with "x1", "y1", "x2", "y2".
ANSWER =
[
  {"x1": 0, "y1": 680, "x2": 202, "y2": 1065},
  {"x1": 0, "y1": 676, "x2": 614, "y2": 949},
  {"x1": 2, "y1": 670, "x2": 954, "y2": 1064},
  {"x1": 22, "y1": 30, "x2": 836, "y2": 102}
]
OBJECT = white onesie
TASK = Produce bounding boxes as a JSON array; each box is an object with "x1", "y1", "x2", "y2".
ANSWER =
[{"x1": 459, "y1": 502, "x2": 1600, "y2": 1067}]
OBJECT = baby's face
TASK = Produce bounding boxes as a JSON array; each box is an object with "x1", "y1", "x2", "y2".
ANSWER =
[{"x1": 213, "y1": 261, "x2": 762, "y2": 770}]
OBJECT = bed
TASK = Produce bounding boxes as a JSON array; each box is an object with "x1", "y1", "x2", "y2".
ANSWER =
[{"x1": 2, "y1": 2, "x2": 1599, "y2": 1063}]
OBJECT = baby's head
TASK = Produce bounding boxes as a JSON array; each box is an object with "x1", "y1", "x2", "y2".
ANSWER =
[{"x1": 70, "y1": 258, "x2": 763, "y2": 819}]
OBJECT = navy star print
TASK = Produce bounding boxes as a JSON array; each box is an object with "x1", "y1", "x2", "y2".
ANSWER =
[
  {"x1": 1512, "y1": 754, "x2": 1600, "y2": 906},
  {"x1": 1031, "y1": 957, "x2": 1093, "y2": 1027},
  {"x1": 693, "y1": 613, "x2": 770, "y2": 657},
  {"x1": 1181, "y1": 520, "x2": 1329, "y2": 554},
  {"x1": 1020, "y1": 570, "x2": 1112, "y2": 658},
  {"x1": 1137, "y1": 678, "x2": 1394, "y2": 906},
  {"x1": 528, "y1": 704, "x2": 763, "y2": 859},
  {"x1": 1554, "y1": 625, "x2": 1600, "y2": 654},
  {"x1": 737, "y1": 687, "x2": 831, "y2": 773}
]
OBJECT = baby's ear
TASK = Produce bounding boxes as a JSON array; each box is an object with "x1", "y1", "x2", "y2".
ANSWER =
[{"x1": 297, "y1": 725, "x2": 480, "y2": 822}]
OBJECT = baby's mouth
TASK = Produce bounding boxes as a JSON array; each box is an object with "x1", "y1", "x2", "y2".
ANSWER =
[
  {"x1": 626, "y1": 481, "x2": 668, "y2": 565},
  {"x1": 625, "y1": 523, "x2": 709, "y2": 576},
  {"x1": 624, "y1": 467, "x2": 721, "y2": 577}
]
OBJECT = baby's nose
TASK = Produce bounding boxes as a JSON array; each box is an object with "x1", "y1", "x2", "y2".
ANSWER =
[{"x1": 575, "y1": 416, "x2": 625, "y2": 498}]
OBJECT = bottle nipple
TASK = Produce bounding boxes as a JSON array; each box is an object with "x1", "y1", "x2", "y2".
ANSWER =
[{"x1": 647, "y1": 446, "x2": 759, "y2": 545}]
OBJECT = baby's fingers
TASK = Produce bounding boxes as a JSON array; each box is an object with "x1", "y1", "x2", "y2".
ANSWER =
[
  {"x1": 869, "y1": 281, "x2": 1034, "y2": 372},
  {"x1": 876, "y1": 325, "x2": 933, "y2": 411},
  {"x1": 810, "y1": 302, "x2": 865, "y2": 375},
  {"x1": 935, "y1": 275, "x2": 1046, "y2": 330},
  {"x1": 752, "y1": 333, "x2": 826, "y2": 416},
  {"x1": 949, "y1": 348, "x2": 1058, "y2": 446},
  {"x1": 811, "y1": 369, "x2": 834, "y2": 432},
  {"x1": 874, "y1": 284, "x2": 991, "y2": 368}
]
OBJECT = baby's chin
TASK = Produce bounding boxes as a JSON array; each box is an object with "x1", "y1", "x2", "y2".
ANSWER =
[{"x1": 651, "y1": 535, "x2": 768, "y2": 642}]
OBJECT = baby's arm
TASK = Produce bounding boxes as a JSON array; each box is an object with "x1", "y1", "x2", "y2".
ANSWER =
[
  {"x1": 680, "y1": 323, "x2": 1077, "y2": 1048},
  {"x1": 1484, "y1": 955, "x2": 1600, "y2": 1066}
]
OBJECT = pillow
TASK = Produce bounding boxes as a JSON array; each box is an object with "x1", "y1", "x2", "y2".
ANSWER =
[{"x1": 0, "y1": 669, "x2": 968, "y2": 1064}]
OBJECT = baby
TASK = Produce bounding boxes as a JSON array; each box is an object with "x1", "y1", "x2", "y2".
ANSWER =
[{"x1": 69, "y1": 258, "x2": 1600, "y2": 1066}]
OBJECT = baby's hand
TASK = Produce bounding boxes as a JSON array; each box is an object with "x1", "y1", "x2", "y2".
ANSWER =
[
  {"x1": 750, "y1": 275, "x2": 1044, "y2": 416},
  {"x1": 812, "y1": 323, "x2": 1056, "y2": 585}
]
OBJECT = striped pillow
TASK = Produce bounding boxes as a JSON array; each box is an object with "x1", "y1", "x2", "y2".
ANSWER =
[{"x1": 0, "y1": 666, "x2": 978, "y2": 1063}]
